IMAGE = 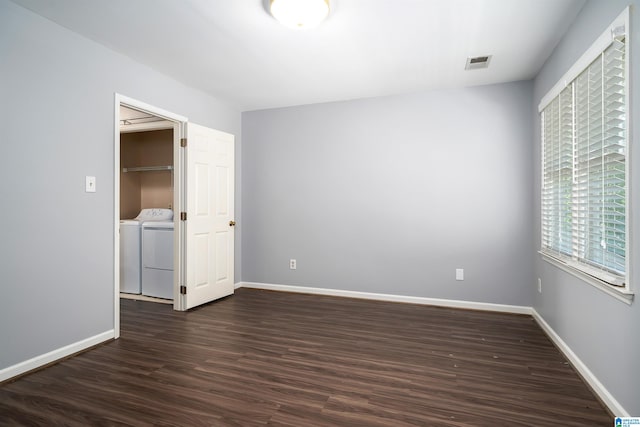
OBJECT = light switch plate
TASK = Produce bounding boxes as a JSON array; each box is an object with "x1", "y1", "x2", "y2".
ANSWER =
[
  {"x1": 85, "y1": 176, "x2": 96, "y2": 193},
  {"x1": 456, "y1": 268, "x2": 464, "y2": 281}
]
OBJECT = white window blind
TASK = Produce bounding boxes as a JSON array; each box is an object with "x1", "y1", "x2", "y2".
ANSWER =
[{"x1": 540, "y1": 27, "x2": 627, "y2": 286}]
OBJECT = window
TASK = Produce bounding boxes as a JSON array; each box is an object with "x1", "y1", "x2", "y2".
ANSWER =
[{"x1": 539, "y1": 8, "x2": 629, "y2": 293}]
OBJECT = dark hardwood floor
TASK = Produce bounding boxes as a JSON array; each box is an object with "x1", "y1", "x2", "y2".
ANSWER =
[{"x1": 1, "y1": 288, "x2": 611, "y2": 426}]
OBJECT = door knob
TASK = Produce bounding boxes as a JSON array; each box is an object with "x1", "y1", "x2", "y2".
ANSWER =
[{"x1": 229, "y1": 220, "x2": 236, "y2": 227}]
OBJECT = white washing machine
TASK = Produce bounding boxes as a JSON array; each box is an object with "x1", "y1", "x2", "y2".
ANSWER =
[
  {"x1": 120, "y1": 208, "x2": 173, "y2": 295},
  {"x1": 120, "y1": 219, "x2": 142, "y2": 294},
  {"x1": 141, "y1": 220, "x2": 174, "y2": 299}
]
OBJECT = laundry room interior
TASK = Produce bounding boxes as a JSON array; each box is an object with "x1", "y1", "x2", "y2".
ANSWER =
[
  {"x1": 119, "y1": 106, "x2": 176, "y2": 303},
  {"x1": 120, "y1": 129, "x2": 173, "y2": 218}
]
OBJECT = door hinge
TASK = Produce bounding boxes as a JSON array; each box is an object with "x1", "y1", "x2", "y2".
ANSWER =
[
  {"x1": 180, "y1": 285, "x2": 187, "y2": 295},
  {"x1": 180, "y1": 138, "x2": 187, "y2": 147},
  {"x1": 180, "y1": 212, "x2": 187, "y2": 221}
]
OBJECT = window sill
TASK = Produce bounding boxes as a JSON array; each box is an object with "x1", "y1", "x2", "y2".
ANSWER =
[{"x1": 539, "y1": 252, "x2": 634, "y2": 305}]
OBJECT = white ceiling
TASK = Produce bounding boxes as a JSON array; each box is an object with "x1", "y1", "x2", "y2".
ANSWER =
[{"x1": 11, "y1": 0, "x2": 585, "y2": 111}]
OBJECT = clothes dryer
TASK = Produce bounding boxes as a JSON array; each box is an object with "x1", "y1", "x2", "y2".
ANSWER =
[
  {"x1": 141, "y1": 220, "x2": 174, "y2": 299},
  {"x1": 119, "y1": 219, "x2": 141, "y2": 294}
]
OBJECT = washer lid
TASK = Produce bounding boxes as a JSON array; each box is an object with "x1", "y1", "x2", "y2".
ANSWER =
[
  {"x1": 136, "y1": 208, "x2": 174, "y2": 221},
  {"x1": 120, "y1": 219, "x2": 141, "y2": 225}
]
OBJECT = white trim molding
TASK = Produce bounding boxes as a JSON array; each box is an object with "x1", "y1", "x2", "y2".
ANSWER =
[
  {"x1": 532, "y1": 310, "x2": 629, "y2": 417},
  {"x1": 237, "y1": 282, "x2": 532, "y2": 315},
  {"x1": 0, "y1": 330, "x2": 114, "y2": 383},
  {"x1": 540, "y1": 253, "x2": 633, "y2": 305}
]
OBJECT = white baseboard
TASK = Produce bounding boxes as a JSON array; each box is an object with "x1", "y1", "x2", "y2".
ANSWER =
[
  {"x1": 0, "y1": 330, "x2": 114, "y2": 383},
  {"x1": 532, "y1": 309, "x2": 628, "y2": 417},
  {"x1": 237, "y1": 281, "x2": 532, "y2": 315}
]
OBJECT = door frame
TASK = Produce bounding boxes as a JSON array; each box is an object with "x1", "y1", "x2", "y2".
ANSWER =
[{"x1": 113, "y1": 94, "x2": 187, "y2": 338}]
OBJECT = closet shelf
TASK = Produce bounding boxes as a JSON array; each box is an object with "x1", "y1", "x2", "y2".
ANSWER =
[{"x1": 122, "y1": 165, "x2": 173, "y2": 173}]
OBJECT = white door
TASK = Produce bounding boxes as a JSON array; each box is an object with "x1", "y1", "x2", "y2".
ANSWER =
[{"x1": 182, "y1": 122, "x2": 235, "y2": 310}]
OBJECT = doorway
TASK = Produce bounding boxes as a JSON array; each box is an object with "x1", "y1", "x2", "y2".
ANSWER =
[
  {"x1": 119, "y1": 106, "x2": 176, "y2": 303},
  {"x1": 113, "y1": 94, "x2": 236, "y2": 338},
  {"x1": 114, "y1": 95, "x2": 185, "y2": 338}
]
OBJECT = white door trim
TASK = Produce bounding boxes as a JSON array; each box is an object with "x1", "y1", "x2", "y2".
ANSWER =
[{"x1": 113, "y1": 94, "x2": 188, "y2": 337}]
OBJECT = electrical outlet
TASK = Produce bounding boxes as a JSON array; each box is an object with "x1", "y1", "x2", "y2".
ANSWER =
[
  {"x1": 538, "y1": 278, "x2": 542, "y2": 293},
  {"x1": 289, "y1": 259, "x2": 297, "y2": 270},
  {"x1": 456, "y1": 268, "x2": 464, "y2": 281}
]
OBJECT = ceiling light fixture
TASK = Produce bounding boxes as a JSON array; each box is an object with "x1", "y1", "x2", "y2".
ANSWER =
[{"x1": 270, "y1": 0, "x2": 330, "y2": 30}]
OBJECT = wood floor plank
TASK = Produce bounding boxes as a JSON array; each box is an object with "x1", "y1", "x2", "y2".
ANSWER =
[{"x1": 0, "y1": 288, "x2": 611, "y2": 426}]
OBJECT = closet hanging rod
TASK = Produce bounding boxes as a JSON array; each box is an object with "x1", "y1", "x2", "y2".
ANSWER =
[{"x1": 122, "y1": 165, "x2": 173, "y2": 173}]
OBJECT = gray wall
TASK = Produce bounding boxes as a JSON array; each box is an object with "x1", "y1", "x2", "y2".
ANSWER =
[
  {"x1": 242, "y1": 81, "x2": 534, "y2": 306},
  {"x1": 0, "y1": 0, "x2": 241, "y2": 369},
  {"x1": 5, "y1": 0, "x2": 634, "y2": 415},
  {"x1": 533, "y1": 0, "x2": 640, "y2": 415}
]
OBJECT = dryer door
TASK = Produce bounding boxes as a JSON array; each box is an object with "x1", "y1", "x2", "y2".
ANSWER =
[{"x1": 142, "y1": 228, "x2": 174, "y2": 270}]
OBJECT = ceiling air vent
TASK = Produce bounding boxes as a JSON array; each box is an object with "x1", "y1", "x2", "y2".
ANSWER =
[{"x1": 465, "y1": 55, "x2": 492, "y2": 70}]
